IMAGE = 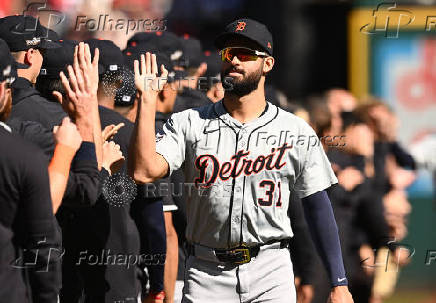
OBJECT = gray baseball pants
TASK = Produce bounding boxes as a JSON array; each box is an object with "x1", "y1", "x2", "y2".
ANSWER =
[{"x1": 181, "y1": 243, "x2": 297, "y2": 303}]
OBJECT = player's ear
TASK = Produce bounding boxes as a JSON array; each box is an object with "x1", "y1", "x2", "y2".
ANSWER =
[
  {"x1": 24, "y1": 49, "x2": 34, "y2": 66},
  {"x1": 263, "y1": 56, "x2": 274, "y2": 74}
]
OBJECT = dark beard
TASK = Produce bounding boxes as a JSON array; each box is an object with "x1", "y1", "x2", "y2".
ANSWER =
[{"x1": 221, "y1": 66, "x2": 263, "y2": 97}]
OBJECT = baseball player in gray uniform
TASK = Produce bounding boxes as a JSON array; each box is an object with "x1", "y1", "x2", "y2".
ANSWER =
[{"x1": 130, "y1": 18, "x2": 354, "y2": 303}]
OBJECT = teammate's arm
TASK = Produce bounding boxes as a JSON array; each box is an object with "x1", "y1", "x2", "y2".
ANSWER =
[
  {"x1": 49, "y1": 117, "x2": 82, "y2": 213},
  {"x1": 129, "y1": 52, "x2": 169, "y2": 184}
]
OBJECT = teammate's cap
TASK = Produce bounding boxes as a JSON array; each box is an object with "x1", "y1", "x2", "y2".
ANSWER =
[
  {"x1": 127, "y1": 31, "x2": 185, "y2": 66},
  {"x1": 39, "y1": 40, "x2": 78, "y2": 78},
  {"x1": 0, "y1": 15, "x2": 61, "y2": 51},
  {"x1": 115, "y1": 67, "x2": 136, "y2": 107},
  {"x1": 215, "y1": 18, "x2": 273, "y2": 56},
  {"x1": 39, "y1": 27, "x2": 60, "y2": 42},
  {"x1": 126, "y1": 32, "x2": 156, "y2": 47},
  {"x1": 86, "y1": 39, "x2": 125, "y2": 75},
  {"x1": 180, "y1": 35, "x2": 204, "y2": 69}
]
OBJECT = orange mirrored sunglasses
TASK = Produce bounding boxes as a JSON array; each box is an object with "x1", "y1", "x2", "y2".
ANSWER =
[{"x1": 219, "y1": 47, "x2": 268, "y2": 62}]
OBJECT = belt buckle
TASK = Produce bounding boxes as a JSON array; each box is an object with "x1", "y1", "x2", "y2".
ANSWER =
[{"x1": 231, "y1": 244, "x2": 251, "y2": 265}]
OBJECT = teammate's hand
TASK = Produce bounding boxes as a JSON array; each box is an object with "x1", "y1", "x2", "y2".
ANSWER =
[
  {"x1": 102, "y1": 123, "x2": 125, "y2": 142},
  {"x1": 102, "y1": 141, "x2": 125, "y2": 175},
  {"x1": 134, "y1": 52, "x2": 168, "y2": 104},
  {"x1": 53, "y1": 42, "x2": 99, "y2": 120},
  {"x1": 53, "y1": 117, "x2": 82, "y2": 151},
  {"x1": 328, "y1": 285, "x2": 354, "y2": 303}
]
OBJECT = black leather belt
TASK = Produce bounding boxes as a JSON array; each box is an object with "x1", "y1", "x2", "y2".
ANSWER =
[{"x1": 186, "y1": 239, "x2": 290, "y2": 265}]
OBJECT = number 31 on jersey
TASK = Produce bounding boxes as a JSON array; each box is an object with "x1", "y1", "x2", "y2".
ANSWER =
[{"x1": 258, "y1": 180, "x2": 282, "y2": 207}]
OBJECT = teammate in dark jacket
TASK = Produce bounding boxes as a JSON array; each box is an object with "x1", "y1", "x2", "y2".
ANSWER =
[{"x1": 0, "y1": 36, "x2": 61, "y2": 303}]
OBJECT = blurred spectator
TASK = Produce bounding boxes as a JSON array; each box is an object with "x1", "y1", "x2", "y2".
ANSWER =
[{"x1": 325, "y1": 89, "x2": 357, "y2": 138}]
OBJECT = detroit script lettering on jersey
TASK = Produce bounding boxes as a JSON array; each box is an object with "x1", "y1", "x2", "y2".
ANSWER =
[{"x1": 194, "y1": 143, "x2": 292, "y2": 188}]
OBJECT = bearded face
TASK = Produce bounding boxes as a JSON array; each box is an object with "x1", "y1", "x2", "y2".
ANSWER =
[{"x1": 221, "y1": 60, "x2": 263, "y2": 97}]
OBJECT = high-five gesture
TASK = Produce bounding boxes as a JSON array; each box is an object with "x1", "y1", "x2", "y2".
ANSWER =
[
  {"x1": 54, "y1": 42, "x2": 103, "y2": 169},
  {"x1": 76, "y1": 42, "x2": 100, "y2": 95},
  {"x1": 129, "y1": 52, "x2": 170, "y2": 184},
  {"x1": 134, "y1": 52, "x2": 168, "y2": 104},
  {"x1": 54, "y1": 42, "x2": 100, "y2": 119}
]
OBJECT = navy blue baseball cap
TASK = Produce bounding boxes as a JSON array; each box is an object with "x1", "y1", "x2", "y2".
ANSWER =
[
  {"x1": 86, "y1": 39, "x2": 126, "y2": 75},
  {"x1": 40, "y1": 40, "x2": 78, "y2": 78},
  {"x1": 0, "y1": 15, "x2": 60, "y2": 52},
  {"x1": 127, "y1": 31, "x2": 184, "y2": 65},
  {"x1": 215, "y1": 18, "x2": 273, "y2": 56}
]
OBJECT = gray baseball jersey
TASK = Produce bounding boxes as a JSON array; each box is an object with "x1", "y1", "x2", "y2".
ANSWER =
[{"x1": 155, "y1": 100, "x2": 337, "y2": 249}]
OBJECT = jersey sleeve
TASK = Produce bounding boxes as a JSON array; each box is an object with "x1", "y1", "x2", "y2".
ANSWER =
[
  {"x1": 294, "y1": 123, "x2": 338, "y2": 198},
  {"x1": 155, "y1": 112, "x2": 187, "y2": 176}
]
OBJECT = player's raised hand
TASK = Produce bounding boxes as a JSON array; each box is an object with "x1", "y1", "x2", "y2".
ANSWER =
[
  {"x1": 53, "y1": 42, "x2": 99, "y2": 120},
  {"x1": 134, "y1": 52, "x2": 168, "y2": 104},
  {"x1": 76, "y1": 42, "x2": 100, "y2": 96}
]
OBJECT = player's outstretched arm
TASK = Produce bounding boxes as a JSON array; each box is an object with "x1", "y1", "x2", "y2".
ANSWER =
[
  {"x1": 129, "y1": 52, "x2": 169, "y2": 184},
  {"x1": 302, "y1": 190, "x2": 354, "y2": 303}
]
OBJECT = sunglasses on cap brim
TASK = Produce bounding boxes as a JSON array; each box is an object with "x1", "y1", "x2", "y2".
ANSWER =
[{"x1": 219, "y1": 47, "x2": 268, "y2": 62}]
